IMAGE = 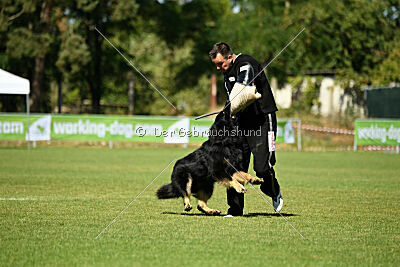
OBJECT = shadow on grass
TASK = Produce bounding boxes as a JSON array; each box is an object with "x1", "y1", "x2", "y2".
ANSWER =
[
  {"x1": 243, "y1": 212, "x2": 298, "y2": 217},
  {"x1": 162, "y1": 211, "x2": 216, "y2": 217},
  {"x1": 162, "y1": 211, "x2": 298, "y2": 217}
]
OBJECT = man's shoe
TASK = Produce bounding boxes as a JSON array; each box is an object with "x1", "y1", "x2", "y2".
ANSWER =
[
  {"x1": 224, "y1": 214, "x2": 234, "y2": 218},
  {"x1": 272, "y1": 188, "x2": 283, "y2": 212}
]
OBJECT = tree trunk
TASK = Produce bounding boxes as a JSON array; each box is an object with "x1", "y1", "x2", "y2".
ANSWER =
[
  {"x1": 91, "y1": 25, "x2": 102, "y2": 114},
  {"x1": 31, "y1": 0, "x2": 52, "y2": 112},
  {"x1": 128, "y1": 71, "x2": 135, "y2": 115},
  {"x1": 31, "y1": 56, "x2": 45, "y2": 111},
  {"x1": 58, "y1": 78, "x2": 62, "y2": 113},
  {"x1": 209, "y1": 73, "x2": 217, "y2": 111}
]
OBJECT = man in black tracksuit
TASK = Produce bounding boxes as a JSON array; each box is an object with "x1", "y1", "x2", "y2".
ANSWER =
[{"x1": 209, "y1": 42, "x2": 283, "y2": 216}]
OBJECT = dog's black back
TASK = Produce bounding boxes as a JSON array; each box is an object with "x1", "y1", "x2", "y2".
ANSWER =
[{"x1": 157, "y1": 110, "x2": 245, "y2": 200}]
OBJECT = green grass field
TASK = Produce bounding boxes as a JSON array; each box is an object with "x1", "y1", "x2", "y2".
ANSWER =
[{"x1": 1, "y1": 147, "x2": 399, "y2": 266}]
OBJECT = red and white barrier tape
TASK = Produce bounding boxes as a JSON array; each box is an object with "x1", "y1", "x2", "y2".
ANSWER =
[
  {"x1": 294, "y1": 124, "x2": 355, "y2": 135},
  {"x1": 361, "y1": 145, "x2": 399, "y2": 151}
]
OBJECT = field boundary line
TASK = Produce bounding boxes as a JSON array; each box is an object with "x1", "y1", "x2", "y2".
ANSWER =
[{"x1": 0, "y1": 197, "x2": 39, "y2": 201}]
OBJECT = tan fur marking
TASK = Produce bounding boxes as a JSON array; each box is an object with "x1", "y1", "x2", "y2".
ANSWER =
[
  {"x1": 183, "y1": 177, "x2": 193, "y2": 211},
  {"x1": 230, "y1": 179, "x2": 246, "y2": 193},
  {"x1": 216, "y1": 177, "x2": 231, "y2": 188},
  {"x1": 218, "y1": 177, "x2": 246, "y2": 193},
  {"x1": 232, "y1": 171, "x2": 264, "y2": 185},
  {"x1": 232, "y1": 172, "x2": 248, "y2": 185},
  {"x1": 196, "y1": 191, "x2": 220, "y2": 215},
  {"x1": 186, "y1": 177, "x2": 192, "y2": 195}
]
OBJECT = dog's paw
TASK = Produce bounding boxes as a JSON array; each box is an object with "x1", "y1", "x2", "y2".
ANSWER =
[
  {"x1": 197, "y1": 206, "x2": 221, "y2": 216},
  {"x1": 206, "y1": 209, "x2": 221, "y2": 216},
  {"x1": 211, "y1": 210, "x2": 221, "y2": 216},
  {"x1": 184, "y1": 204, "x2": 193, "y2": 212},
  {"x1": 234, "y1": 184, "x2": 246, "y2": 193},
  {"x1": 250, "y1": 177, "x2": 264, "y2": 185},
  {"x1": 197, "y1": 205, "x2": 205, "y2": 213}
]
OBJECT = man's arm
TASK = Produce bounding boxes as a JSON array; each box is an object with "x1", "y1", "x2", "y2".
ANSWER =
[
  {"x1": 229, "y1": 62, "x2": 261, "y2": 114},
  {"x1": 236, "y1": 63, "x2": 255, "y2": 85}
]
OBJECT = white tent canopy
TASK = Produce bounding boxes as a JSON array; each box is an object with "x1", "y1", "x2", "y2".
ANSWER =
[
  {"x1": 0, "y1": 68, "x2": 30, "y2": 95},
  {"x1": 0, "y1": 68, "x2": 31, "y2": 148}
]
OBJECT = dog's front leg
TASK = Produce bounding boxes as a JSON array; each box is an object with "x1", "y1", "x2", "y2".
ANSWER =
[
  {"x1": 218, "y1": 178, "x2": 246, "y2": 193},
  {"x1": 196, "y1": 190, "x2": 221, "y2": 215},
  {"x1": 232, "y1": 171, "x2": 264, "y2": 185}
]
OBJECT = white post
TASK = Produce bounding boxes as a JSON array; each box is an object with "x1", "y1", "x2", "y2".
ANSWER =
[
  {"x1": 26, "y1": 94, "x2": 30, "y2": 150},
  {"x1": 353, "y1": 130, "x2": 357, "y2": 152},
  {"x1": 297, "y1": 119, "x2": 302, "y2": 151}
]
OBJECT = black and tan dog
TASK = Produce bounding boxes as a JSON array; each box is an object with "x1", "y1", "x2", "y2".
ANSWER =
[{"x1": 156, "y1": 109, "x2": 263, "y2": 215}]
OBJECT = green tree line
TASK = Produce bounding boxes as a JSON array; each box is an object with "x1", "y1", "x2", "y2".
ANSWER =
[{"x1": 0, "y1": 0, "x2": 399, "y2": 115}]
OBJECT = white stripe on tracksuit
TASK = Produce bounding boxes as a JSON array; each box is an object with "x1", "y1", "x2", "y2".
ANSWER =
[{"x1": 268, "y1": 113, "x2": 273, "y2": 169}]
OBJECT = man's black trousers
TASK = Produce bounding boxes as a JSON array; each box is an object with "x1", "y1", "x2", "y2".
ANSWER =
[{"x1": 227, "y1": 112, "x2": 280, "y2": 216}]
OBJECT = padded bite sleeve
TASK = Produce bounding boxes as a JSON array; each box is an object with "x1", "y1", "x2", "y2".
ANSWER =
[{"x1": 229, "y1": 82, "x2": 262, "y2": 114}]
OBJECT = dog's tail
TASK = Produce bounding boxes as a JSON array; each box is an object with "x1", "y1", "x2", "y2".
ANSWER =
[{"x1": 156, "y1": 183, "x2": 181, "y2": 199}]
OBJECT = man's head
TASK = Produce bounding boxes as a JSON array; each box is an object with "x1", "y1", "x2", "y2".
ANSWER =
[{"x1": 209, "y1": 42, "x2": 235, "y2": 73}]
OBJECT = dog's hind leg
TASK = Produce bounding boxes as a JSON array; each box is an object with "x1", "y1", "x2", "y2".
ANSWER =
[
  {"x1": 196, "y1": 191, "x2": 221, "y2": 216},
  {"x1": 183, "y1": 176, "x2": 193, "y2": 212},
  {"x1": 172, "y1": 165, "x2": 193, "y2": 212}
]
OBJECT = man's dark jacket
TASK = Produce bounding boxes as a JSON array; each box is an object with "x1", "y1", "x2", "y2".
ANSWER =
[{"x1": 223, "y1": 54, "x2": 278, "y2": 127}]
